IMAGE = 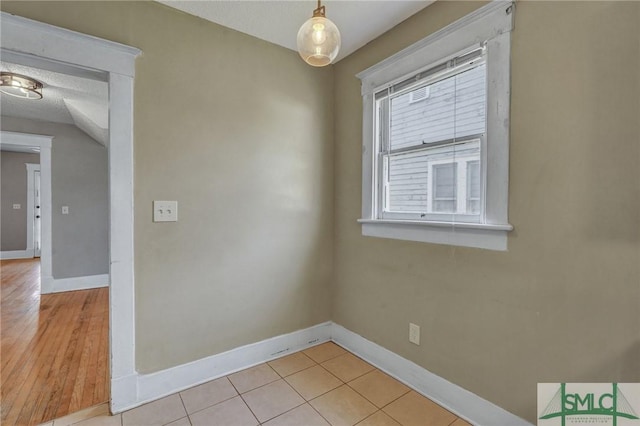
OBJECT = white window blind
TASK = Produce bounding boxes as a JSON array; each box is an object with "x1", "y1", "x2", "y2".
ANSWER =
[{"x1": 376, "y1": 47, "x2": 487, "y2": 221}]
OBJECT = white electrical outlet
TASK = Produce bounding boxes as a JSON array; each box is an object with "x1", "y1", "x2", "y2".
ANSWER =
[
  {"x1": 62, "y1": 206, "x2": 69, "y2": 215},
  {"x1": 153, "y1": 200, "x2": 178, "y2": 222},
  {"x1": 13, "y1": 204, "x2": 21, "y2": 210},
  {"x1": 409, "y1": 323, "x2": 420, "y2": 345}
]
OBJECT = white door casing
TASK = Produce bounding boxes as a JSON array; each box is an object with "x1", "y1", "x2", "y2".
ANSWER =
[
  {"x1": 0, "y1": 11, "x2": 141, "y2": 413},
  {"x1": 34, "y1": 169, "x2": 41, "y2": 257},
  {"x1": 25, "y1": 162, "x2": 41, "y2": 257}
]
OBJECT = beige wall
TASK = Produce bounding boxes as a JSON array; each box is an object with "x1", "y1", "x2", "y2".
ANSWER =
[
  {"x1": 0, "y1": 151, "x2": 39, "y2": 251},
  {"x1": 0, "y1": 1, "x2": 334, "y2": 373},
  {"x1": 3, "y1": 1, "x2": 639, "y2": 422},
  {"x1": 333, "y1": 1, "x2": 640, "y2": 422}
]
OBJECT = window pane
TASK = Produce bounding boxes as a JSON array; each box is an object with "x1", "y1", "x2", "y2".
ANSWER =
[
  {"x1": 434, "y1": 200, "x2": 456, "y2": 213},
  {"x1": 432, "y1": 163, "x2": 457, "y2": 213},
  {"x1": 466, "y1": 160, "x2": 480, "y2": 214},
  {"x1": 386, "y1": 150, "x2": 429, "y2": 212},
  {"x1": 389, "y1": 64, "x2": 486, "y2": 151},
  {"x1": 384, "y1": 140, "x2": 480, "y2": 216},
  {"x1": 467, "y1": 200, "x2": 480, "y2": 214}
]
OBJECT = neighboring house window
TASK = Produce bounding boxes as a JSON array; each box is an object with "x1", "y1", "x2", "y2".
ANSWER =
[
  {"x1": 357, "y1": 2, "x2": 514, "y2": 251},
  {"x1": 466, "y1": 160, "x2": 480, "y2": 214},
  {"x1": 432, "y1": 162, "x2": 458, "y2": 213}
]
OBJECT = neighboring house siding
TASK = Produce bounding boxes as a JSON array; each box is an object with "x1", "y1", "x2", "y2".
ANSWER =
[
  {"x1": 389, "y1": 64, "x2": 486, "y2": 150},
  {"x1": 386, "y1": 64, "x2": 485, "y2": 213},
  {"x1": 387, "y1": 142, "x2": 479, "y2": 212}
]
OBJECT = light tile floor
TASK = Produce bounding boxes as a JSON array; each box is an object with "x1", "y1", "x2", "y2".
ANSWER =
[{"x1": 41, "y1": 342, "x2": 471, "y2": 426}]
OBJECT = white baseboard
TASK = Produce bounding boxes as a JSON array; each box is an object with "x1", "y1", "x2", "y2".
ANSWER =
[
  {"x1": 0, "y1": 249, "x2": 33, "y2": 260},
  {"x1": 330, "y1": 323, "x2": 531, "y2": 426},
  {"x1": 113, "y1": 321, "x2": 333, "y2": 413},
  {"x1": 41, "y1": 273, "x2": 109, "y2": 294},
  {"x1": 112, "y1": 321, "x2": 529, "y2": 425}
]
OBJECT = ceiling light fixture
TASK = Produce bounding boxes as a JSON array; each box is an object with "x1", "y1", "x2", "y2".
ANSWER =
[
  {"x1": 0, "y1": 72, "x2": 43, "y2": 100},
  {"x1": 297, "y1": 0, "x2": 341, "y2": 67}
]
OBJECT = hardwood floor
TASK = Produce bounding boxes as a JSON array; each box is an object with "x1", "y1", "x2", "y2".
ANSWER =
[{"x1": 1, "y1": 259, "x2": 109, "y2": 426}]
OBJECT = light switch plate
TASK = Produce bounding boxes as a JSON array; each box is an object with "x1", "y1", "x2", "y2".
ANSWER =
[
  {"x1": 62, "y1": 206, "x2": 69, "y2": 215},
  {"x1": 153, "y1": 201, "x2": 178, "y2": 222},
  {"x1": 13, "y1": 204, "x2": 21, "y2": 209}
]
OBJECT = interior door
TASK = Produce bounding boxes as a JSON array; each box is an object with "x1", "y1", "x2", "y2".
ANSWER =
[{"x1": 34, "y1": 170, "x2": 41, "y2": 258}]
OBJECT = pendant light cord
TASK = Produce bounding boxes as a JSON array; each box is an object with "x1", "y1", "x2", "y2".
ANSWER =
[{"x1": 313, "y1": 0, "x2": 325, "y2": 17}]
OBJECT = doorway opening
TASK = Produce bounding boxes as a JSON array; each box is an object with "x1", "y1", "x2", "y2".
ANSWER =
[
  {"x1": 2, "y1": 9, "x2": 140, "y2": 422},
  {"x1": 1, "y1": 55, "x2": 111, "y2": 423}
]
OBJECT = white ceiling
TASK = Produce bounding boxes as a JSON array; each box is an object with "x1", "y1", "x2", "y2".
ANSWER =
[
  {"x1": 0, "y1": 62, "x2": 109, "y2": 146},
  {"x1": 157, "y1": 0, "x2": 434, "y2": 63},
  {"x1": 1, "y1": 1, "x2": 430, "y2": 145}
]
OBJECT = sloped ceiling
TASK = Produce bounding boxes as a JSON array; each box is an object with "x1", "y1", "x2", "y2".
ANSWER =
[{"x1": 0, "y1": 62, "x2": 109, "y2": 146}]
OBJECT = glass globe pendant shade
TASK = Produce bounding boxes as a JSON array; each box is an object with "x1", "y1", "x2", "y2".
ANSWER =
[
  {"x1": 0, "y1": 72, "x2": 43, "y2": 100},
  {"x1": 297, "y1": 6, "x2": 341, "y2": 67}
]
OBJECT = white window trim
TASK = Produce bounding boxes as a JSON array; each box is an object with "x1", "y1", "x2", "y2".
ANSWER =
[{"x1": 357, "y1": 1, "x2": 514, "y2": 251}]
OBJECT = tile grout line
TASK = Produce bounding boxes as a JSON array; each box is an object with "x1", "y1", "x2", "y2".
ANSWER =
[
  {"x1": 260, "y1": 366, "x2": 323, "y2": 424},
  {"x1": 268, "y1": 353, "x2": 319, "y2": 380},
  {"x1": 226, "y1": 372, "x2": 243, "y2": 395},
  {"x1": 247, "y1": 347, "x2": 344, "y2": 425},
  {"x1": 303, "y1": 345, "x2": 348, "y2": 364},
  {"x1": 344, "y1": 376, "x2": 411, "y2": 413},
  {"x1": 179, "y1": 380, "x2": 239, "y2": 419},
  {"x1": 306, "y1": 400, "x2": 334, "y2": 426},
  {"x1": 237, "y1": 392, "x2": 262, "y2": 425},
  {"x1": 317, "y1": 358, "x2": 374, "y2": 387},
  {"x1": 448, "y1": 416, "x2": 463, "y2": 426},
  {"x1": 259, "y1": 352, "x2": 335, "y2": 424},
  {"x1": 241, "y1": 370, "x2": 308, "y2": 424},
  {"x1": 228, "y1": 364, "x2": 280, "y2": 394},
  {"x1": 176, "y1": 392, "x2": 191, "y2": 426},
  {"x1": 304, "y1": 347, "x2": 415, "y2": 425},
  {"x1": 257, "y1": 399, "x2": 307, "y2": 425},
  {"x1": 354, "y1": 410, "x2": 384, "y2": 426}
]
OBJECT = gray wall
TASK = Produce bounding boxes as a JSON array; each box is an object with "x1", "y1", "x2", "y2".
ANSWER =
[
  {"x1": 1, "y1": 151, "x2": 40, "y2": 251},
  {"x1": 1, "y1": 117, "x2": 109, "y2": 279}
]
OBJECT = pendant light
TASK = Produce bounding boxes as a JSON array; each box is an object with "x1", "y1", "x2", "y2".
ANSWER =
[
  {"x1": 0, "y1": 72, "x2": 43, "y2": 100},
  {"x1": 297, "y1": 0, "x2": 341, "y2": 67}
]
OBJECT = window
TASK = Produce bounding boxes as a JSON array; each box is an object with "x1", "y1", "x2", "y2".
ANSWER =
[
  {"x1": 378, "y1": 50, "x2": 486, "y2": 223},
  {"x1": 357, "y1": 2, "x2": 514, "y2": 251}
]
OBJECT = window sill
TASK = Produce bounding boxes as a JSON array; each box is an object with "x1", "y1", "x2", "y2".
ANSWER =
[{"x1": 357, "y1": 219, "x2": 513, "y2": 251}]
